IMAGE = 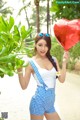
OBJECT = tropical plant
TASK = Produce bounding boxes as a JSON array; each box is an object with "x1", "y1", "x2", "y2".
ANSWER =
[
  {"x1": 47, "y1": 0, "x2": 50, "y2": 33},
  {"x1": 0, "y1": 16, "x2": 32, "y2": 78},
  {"x1": 18, "y1": 0, "x2": 31, "y2": 29},
  {"x1": 34, "y1": 0, "x2": 40, "y2": 33},
  {"x1": 50, "y1": 0, "x2": 80, "y2": 20},
  {"x1": 17, "y1": 0, "x2": 52, "y2": 34}
]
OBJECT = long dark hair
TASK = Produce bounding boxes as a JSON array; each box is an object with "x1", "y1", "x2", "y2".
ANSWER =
[{"x1": 34, "y1": 33, "x2": 57, "y2": 71}]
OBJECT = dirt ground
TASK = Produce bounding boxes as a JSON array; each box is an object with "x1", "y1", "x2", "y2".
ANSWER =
[
  {"x1": 55, "y1": 72, "x2": 80, "y2": 120},
  {"x1": 0, "y1": 72, "x2": 80, "y2": 120}
]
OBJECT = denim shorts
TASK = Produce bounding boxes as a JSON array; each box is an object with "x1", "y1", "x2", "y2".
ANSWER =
[{"x1": 29, "y1": 86, "x2": 56, "y2": 115}]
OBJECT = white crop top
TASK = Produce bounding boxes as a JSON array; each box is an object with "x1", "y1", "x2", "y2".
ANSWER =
[{"x1": 32, "y1": 59, "x2": 57, "y2": 88}]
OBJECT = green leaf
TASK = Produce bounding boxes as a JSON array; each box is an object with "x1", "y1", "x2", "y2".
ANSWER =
[
  {"x1": 0, "y1": 66, "x2": 14, "y2": 76},
  {"x1": 20, "y1": 26, "x2": 27, "y2": 40},
  {"x1": 13, "y1": 25, "x2": 20, "y2": 41},
  {"x1": 50, "y1": 0, "x2": 59, "y2": 12},
  {"x1": 0, "y1": 54, "x2": 16, "y2": 62},
  {"x1": 8, "y1": 16, "x2": 14, "y2": 31},
  {"x1": 20, "y1": 26, "x2": 32, "y2": 40},
  {"x1": 50, "y1": 5, "x2": 59, "y2": 12},
  {"x1": 0, "y1": 46, "x2": 7, "y2": 55},
  {"x1": 0, "y1": 16, "x2": 7, "y2": 32}
]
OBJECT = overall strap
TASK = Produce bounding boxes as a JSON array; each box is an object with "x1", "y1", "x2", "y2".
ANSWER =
[{"x1": 29, "y1": 60, "x2": 48, "y2": 89}]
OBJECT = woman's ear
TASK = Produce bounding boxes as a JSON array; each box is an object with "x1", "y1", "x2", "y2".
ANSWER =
[{"x1": 35, "y1": 44, "x2": 37, "y2": 48}]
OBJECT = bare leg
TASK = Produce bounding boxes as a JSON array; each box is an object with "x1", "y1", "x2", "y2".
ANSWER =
[
  {"x1": 30, "y1": 114, "x2": 44, "y2": 120},
  {"x1": 44, "y1": 112, "x2": 61, "y2": 120}
]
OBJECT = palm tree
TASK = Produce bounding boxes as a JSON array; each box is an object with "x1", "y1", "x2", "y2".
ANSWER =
[
  {"x1": 34, "y1": 0, "x2": 40, "y2": 33},
  {"x1": 18, "y1": 0, "x2": 31, "y2": 29},
  {"x1": 18, "y1": 0, "x2": 32, "y2": 38},
  {"x1": 47, "y1": 0, "x2": 50, "y2": 33}
]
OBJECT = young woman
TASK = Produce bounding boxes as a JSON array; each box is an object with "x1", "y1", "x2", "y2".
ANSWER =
[{"x1": 17, "y1": 33, "x2": 69, "y2": 120}]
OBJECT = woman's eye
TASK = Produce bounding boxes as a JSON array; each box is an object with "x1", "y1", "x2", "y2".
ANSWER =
[
  {"x1": 38, "y1": 44, "x2": 48, "y2": 47},
  {"x1": 38, "y1": 44, "x2": 42, "y2": 46}
]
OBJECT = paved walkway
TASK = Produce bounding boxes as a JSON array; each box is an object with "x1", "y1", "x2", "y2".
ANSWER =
[{"x1": 0, "y1": 72, "x2": 80, "y2": 120}]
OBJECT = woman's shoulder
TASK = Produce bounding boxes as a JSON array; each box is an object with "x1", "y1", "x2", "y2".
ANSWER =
[
  {"x1": 25, "y1": 57, "x2": 34, "y2": 72},
  {"x1": 28, "y1": 56, "x2": 37, "y2": 66},
  {"x1": 28, "y1": 56, "x2": 36, "y2": 61}
]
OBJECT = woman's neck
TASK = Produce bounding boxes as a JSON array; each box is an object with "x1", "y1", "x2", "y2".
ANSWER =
[{"x1": 35, "y1": 54, "x2": 47, "y2": 60}]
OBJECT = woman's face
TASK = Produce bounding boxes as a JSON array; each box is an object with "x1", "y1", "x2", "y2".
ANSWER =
[{"x1": 35, "y1": 39, "x2": 49, "y2": 57}]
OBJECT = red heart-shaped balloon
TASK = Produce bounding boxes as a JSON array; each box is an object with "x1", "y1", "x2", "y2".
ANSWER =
[{"x1": 54, "y1": 19, "x2": 80, "y2": 51}]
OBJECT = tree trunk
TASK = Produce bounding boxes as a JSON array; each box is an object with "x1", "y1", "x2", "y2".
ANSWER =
[
  {"x1": 22, "y1": 1, "x2": 32, "y2": 38},
  {"x1": 47, "y1": 0, "x2": 50, "y2": 33},
  {"x1": 34, "y1": 0, "x2": 40, "y2": 33}
]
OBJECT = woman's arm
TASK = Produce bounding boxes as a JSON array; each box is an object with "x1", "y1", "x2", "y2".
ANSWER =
[
  {"x1": 17, "y1": 63, "x2": 33, "y2": 90},
  {"x1": 56, "y1": 51, "x2": 69, "y2": 83}
]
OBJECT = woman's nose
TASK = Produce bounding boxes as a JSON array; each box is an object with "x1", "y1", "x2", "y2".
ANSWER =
[{"x1": 42, "y1": 46, "x2": 45, "y2": 50}]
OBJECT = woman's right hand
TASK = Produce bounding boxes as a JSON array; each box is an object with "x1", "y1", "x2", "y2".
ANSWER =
[
  {"x1": 17, "y1": 68, "x2": 23, "y2": 74},
  {"x1": 62, "y1": 51, "x2": 69, "y2": 63}
]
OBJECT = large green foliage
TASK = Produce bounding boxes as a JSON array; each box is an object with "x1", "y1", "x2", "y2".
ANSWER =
[
  {"x1": 50, "y1": 0, "x2": 80, "y2": 20},
  {"x1": 0, "y1": 16, "x2": 32, "y2": 77}
]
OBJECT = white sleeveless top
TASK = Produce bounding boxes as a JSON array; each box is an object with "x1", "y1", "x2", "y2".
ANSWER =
[{"x1": 32, "y1": 59, "x2": 57, "y2": 88}]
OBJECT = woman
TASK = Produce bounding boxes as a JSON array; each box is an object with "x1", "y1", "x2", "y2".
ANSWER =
[{"x1": 17, "y1": 33, "x2": 69, "y2": 120}]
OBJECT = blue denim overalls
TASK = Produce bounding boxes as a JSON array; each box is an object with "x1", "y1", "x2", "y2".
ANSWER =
[{"x1": 29, "y1": 60, "x2": 56, "y2": 115}]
